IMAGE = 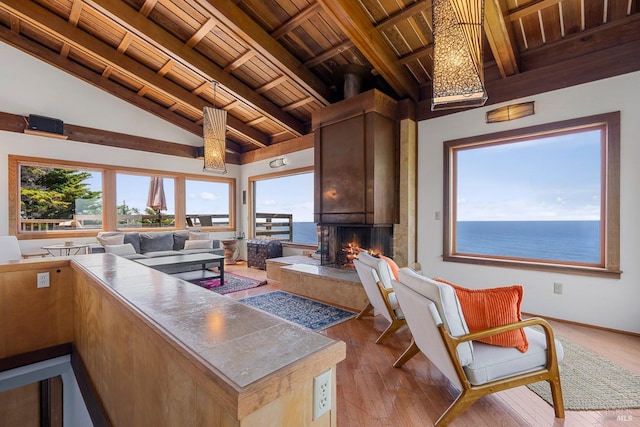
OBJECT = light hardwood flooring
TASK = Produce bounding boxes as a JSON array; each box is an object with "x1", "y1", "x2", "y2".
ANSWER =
[{"x1": 225, "y1": 262, "x2": 640, "y2": 427}]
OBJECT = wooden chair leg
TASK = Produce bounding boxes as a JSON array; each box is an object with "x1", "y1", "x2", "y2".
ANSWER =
[
  {"x1": 356, "y1": 302, "x2": 373, "y2": 320},
  {"x1": 393, "y1": 338, "x2": 419, "y2": 368},
  {"x1": 375, "y1": 318, "x2": 406, "y2": 344},
  {"x1": 435, "y1": 390, "x2": 481, "y2": 427},
  {"x1": 549, "y1": 377, "x2": 565, "y2": 418}
]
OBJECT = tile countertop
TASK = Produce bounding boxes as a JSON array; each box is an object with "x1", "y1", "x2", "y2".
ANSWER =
[{"x1": 71, "y1": 254, "x2": 345, "y2": 389}]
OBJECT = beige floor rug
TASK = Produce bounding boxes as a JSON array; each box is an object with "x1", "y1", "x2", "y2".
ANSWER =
[{"x1": 527, "y1": 335, "x2": 640, "y2": 410}]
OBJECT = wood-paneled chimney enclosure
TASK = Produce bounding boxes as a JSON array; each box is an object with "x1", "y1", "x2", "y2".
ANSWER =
[{"x1": 313, "y1": 90, "x2": 399, "y2": 226}]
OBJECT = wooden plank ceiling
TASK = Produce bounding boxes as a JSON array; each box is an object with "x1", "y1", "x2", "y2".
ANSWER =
[{"x1": 0, "y1": 0, "x2": 638, "y2": 159}]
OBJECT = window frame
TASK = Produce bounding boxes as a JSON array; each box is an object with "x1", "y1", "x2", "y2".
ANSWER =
[
  {"x1": 9, "y1": 155, "x2": 236, "y2": 239},
  {"x1": 443, "y1": 112, "x2": 621, "y2": 278},
  {"x1": 248, "y1": 166, "x2": 316, "y2": 248}
]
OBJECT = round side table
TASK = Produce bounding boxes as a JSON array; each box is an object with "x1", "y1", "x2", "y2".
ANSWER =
[{"x1": 221, "y1": 239, "x2": 239, "y2": 264}]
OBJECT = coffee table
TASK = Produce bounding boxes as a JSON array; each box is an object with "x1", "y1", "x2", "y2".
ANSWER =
[{"x1": 135, "y1": 253, "x2": 225, "y2": 285}]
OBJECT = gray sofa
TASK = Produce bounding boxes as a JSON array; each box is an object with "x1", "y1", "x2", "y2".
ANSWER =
[{"x1": 89, "y1": 231, "x2": 225, "y2": 260}]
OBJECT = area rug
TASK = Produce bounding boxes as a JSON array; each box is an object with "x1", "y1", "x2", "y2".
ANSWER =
[
  {"x1": 191, "y1": 272, "x2": 267, "y2": 295},
  {"x1": 527, "y1": 334, "x2": 640, "y2": 410},
  {"x1": 239, "y1": 291, "x2": 356, "y2": 331}
]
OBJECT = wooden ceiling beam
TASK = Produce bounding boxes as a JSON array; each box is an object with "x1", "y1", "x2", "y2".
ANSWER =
[
  {"x1": 194, "y1": 0, "x2": 334, "y2": 105},
  {"x1": 83, "y1": 0, "x2": 306, "y2": 137},
  {"x1": 0, "y1": 0, "x2": 271, "y2": 148},
  {"x1": 271, "y1": 2, "x2": 323, "y2": 39},
  {"x1": 318, "y1": 0, "x2": 419, "y2": 101},
  {"x1": 484, "y1": 0, "x2": 519, "y2": 78}
]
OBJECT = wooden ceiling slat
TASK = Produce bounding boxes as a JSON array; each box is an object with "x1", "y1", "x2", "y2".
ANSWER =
[
  {"x1": 68, "y1": 0, "x2": 82, "y2": 25},
  {"x1": 376, "y1": 1, "x2": 431, "y2": 32},
  {"x1": 584, "y1": 0, "x2": 606, "y2": 29},
  {"x1": 303, "y1": 43, "x2": 352, "y2": 68},
  {"x1": 186, "y1": 18, "x2": 216, "y2": 48},
  {"x1": 140, "y1": 0, "x2": 159, "y2": 17},
  {"x1": 224, "y1": 50, "x2": 255, "y2": 72},
  {"x1": 255, "y1": 75, "x2": 288, "y2": 94},
  {"x1": 272, "y1": 2, "x2": 323, "y2": 39}
]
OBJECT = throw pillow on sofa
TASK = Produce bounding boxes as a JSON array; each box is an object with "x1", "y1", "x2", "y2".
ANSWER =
[
  {"x1": 188, "y1": 231, "x2": 210, "y2": 240},
  {"x1": 97, "y1": 234, "x2": 124, "y2": 246},
  {"x1": 184, "y1": 240, "x2": 213, "y2": 250}
]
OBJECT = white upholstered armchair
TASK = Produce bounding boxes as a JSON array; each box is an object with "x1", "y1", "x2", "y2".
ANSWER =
[
  {"x1": 392, "y1": 268, "x2": 565, "y2": 426},
  {"x1": 353, "y1": 252, "x2": 406, "y2": 343}
]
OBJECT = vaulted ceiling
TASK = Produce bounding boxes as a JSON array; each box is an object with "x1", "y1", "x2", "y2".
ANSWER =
[{"x1": 0, "y1": 0, "x2": 639, "y2": 161}]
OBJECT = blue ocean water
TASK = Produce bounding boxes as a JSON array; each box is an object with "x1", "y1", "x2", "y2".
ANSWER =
[
  {"x1": 456, "y1": 221, "x2": 601, "y2": 263},
  {"x1": 263, "y1": 222, "x2": 318, "y2": 245}
]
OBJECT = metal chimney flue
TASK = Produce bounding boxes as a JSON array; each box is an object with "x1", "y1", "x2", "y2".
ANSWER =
[{"x1": 344, "y1": 72, "x2": 362, "y2": 99}]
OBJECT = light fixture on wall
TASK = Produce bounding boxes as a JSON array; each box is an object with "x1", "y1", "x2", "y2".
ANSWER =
[
  {"x1": 486, "y1": 101, "x2": 535, "y2": 123},
  {"x1": 202, "y1": 81, "x2": 227, "y2": 174},
  {"x1": 431, "y1": 0, "x2": 487, "y2": 111},
  {"x1": 269, "y1": 157, "x2": 287, "y2": 168}
]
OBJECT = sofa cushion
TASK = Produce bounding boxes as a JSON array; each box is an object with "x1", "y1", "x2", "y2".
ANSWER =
[
  {"x1": 104, "y1": 243, "x2": 136, "y2": 256},
  {"x1": 173, "y1": 231, "x2": 189, "y2": 250},
  {"x1": 140, "y1": 232, "x2": 174, "y2": 253},
  {"x1": 464, "y1": 327, "x2": 563, "y2": 385},
  {"x1": 97, "y1": 234, "x2": 124, "y2": 246},
  {"x1": 184, "y1": 239, "x2": 213, "y2": 249},
  {"x1": 98, "y1": 232, "x2": 142, "y2": 253},
  {"x1": 189, "y1": 231, "x2": 210, "y2": 240}
]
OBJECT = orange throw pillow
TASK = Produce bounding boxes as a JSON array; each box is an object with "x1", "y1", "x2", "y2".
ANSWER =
[
  {"x1": 379, "y1": 254, "x2": 400, "y2": 281},
  {"x1": 435, "y1": 278, "x2": 529, "y2": 352}
]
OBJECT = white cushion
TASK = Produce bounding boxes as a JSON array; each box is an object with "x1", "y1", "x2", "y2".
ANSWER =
[
  {"x1": 184, "y1": 239, "x2": 213, "y2": 249},
  {"x1": 104, "y1": 243, "x2": 136, "y2": 256},
  {"x1": 97, "y1": 234, "x2": 124, "y2": 246},
  {"x1": 397, "y1": 269, "x2": 474, "y2": 365},
  {"x1": 188, "y1": 231, "x2": 210, "y2": 240},
  {"x1": 464, "y1": 327, "x2": 564, "y2": 385}
]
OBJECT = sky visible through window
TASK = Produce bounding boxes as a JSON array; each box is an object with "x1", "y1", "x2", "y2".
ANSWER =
[
  {"x1": 456, "y1": 129, "x2": 602, "y2": 222},
  {"x1": 84, "y1": 174, "x2": 230, "y2": 215},
  {"x1": 255, "y1": 173, "x2": 314, "y2": 222}
]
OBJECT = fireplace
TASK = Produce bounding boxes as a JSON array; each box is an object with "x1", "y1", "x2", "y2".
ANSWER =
[{"x1": 318, "y1": 224, "x2": 393, "y2": 268}]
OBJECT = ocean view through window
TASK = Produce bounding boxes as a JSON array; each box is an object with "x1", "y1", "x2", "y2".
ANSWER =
[
  {"x1": 250, "y1": 167, "x2": 317, "y2": 246},
  {"x1": 443, "y1": 112, "x2": 621, "y2": 277}
]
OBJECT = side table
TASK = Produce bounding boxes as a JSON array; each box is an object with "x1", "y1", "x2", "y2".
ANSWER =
[{"x1": 221, "y1": 239, "x2": 240, "y2": 264}]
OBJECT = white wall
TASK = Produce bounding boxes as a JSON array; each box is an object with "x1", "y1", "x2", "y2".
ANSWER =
[{"x1": 418, "y1": 71, "x2": 640, "y2": 333}]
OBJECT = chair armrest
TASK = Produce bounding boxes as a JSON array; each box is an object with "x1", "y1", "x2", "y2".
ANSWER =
[{"x1": 443, "y1": 317, "x2": 561, "y2": 368}]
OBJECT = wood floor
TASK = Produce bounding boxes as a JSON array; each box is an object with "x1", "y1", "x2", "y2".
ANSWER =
[{"x1": 225, "y1": 262, "x2": 640, "y2": 427}]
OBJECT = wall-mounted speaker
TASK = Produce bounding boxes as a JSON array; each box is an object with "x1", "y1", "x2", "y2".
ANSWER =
[{"x1": 28, "y1": 114, "x2": 64, "y2": 135}]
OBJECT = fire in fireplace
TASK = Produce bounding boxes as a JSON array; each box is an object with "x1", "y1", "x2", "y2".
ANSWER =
[{"x1": 318, "y1": 225, "x2": 393, "y2": 268}]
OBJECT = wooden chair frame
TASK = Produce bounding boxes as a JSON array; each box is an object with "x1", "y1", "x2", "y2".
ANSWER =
[
  {"x1": 355, "y1": 280, "x2": 407, "y2": 344},
  {"x1": 395, "y1": 317, "x2": 564, "y2": 426}
]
